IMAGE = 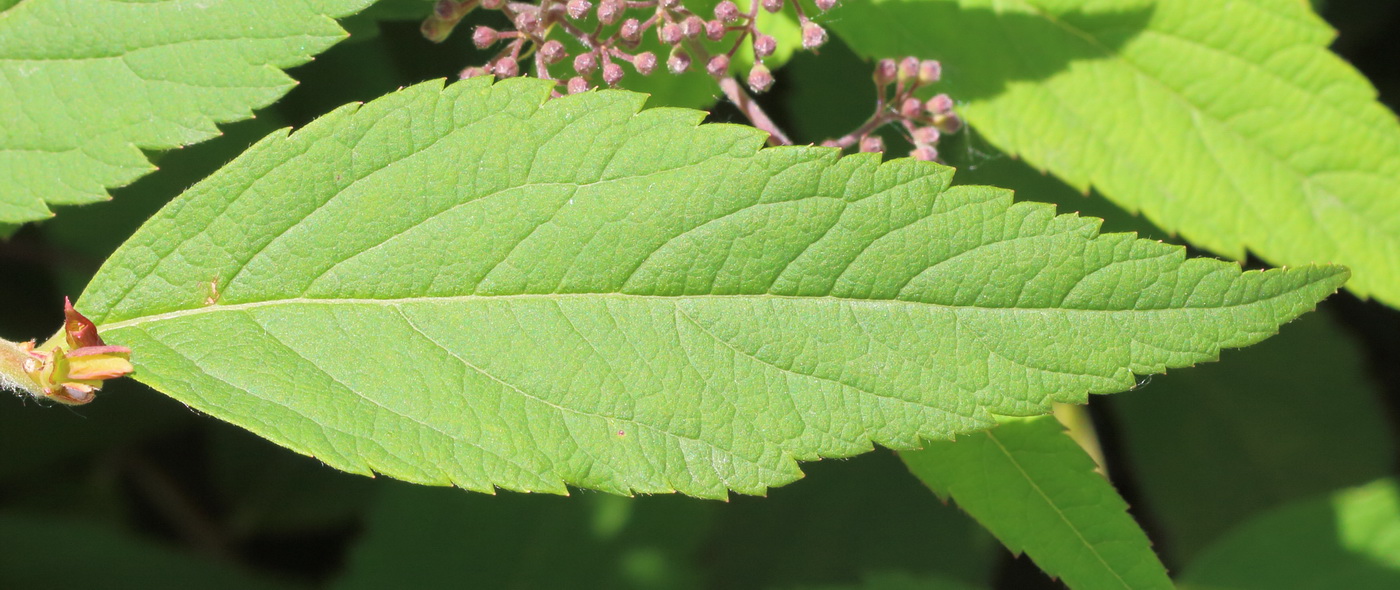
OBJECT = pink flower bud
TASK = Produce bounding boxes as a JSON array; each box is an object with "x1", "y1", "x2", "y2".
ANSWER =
[
  {"x1": 935, "y1": 113, "x2": 964, "y2": 134},
  {"x1": 815, "y1": 0, "x2": 838, "y2": 11},
  {"x1": 912, "y1": 126, "x2": 940, "y2": 146},
  {"x1": 574, "y1": 52, "x2": 598, "y2": 75},
  {"x1": 621, "y1": 18, "x2": 643, "y2": 42},
  {"x1": 434, "y1": 0, "x2": 463, "y2": 20},
  {"x1": 753, "y1": 34, "x2": 776, "y2": 58},
  {"x1": 918, "y1": 59, "x2": 942, "y2": 85},
  {"x1": 860, "y1": 135, "x2": 885, "y2": 153},
  {"x1": 659, "y1": 22, "x2": 682, "y2": 44},
  {"x1": 820, "y1": 139, "x2": 841, "y2": 147},
  {"x1": 911, "y1": 146, "x2": 939, "y2": 161},
  {"x1": 482, "y1": 0, "x2": 503, "y2": 8},
  {"x1": 420, "y1": 17, "x2": 451, "y2": 43},
  {"x1": 747, "y1": 63, "x2": 774, "y2": 93},
  {"x1": 681, "y1": 16, "x2": 704, "y2": 39},
  {"x1": 634, "y1": 51, "x2": 658, "y2": 75},
  {"x1": 567, "y1": 76, "x2": 590, "y2": 94},
  {"x1": 900, "y1": 97, "x2": 923, "y2": 119},
  {"x1": 925, "y1": 93, "x2": 955, "y2": 115},
  {"x1": 874, "y1": 58, "x2": 897, "y2": 86},
  {"x1": 513, "y1": 9, "x2": 542, "y2": 34},
  {"x1": 603, "y1": 62, "x2": 624, "y2": 86},
  {"x1": 801, "y1": 22, "x2": 827, "y2": 50},
  {"x1": 706, "y1": 20, "x2": 727, "y2": 41},
  {"x1": 597, "y1": 0, "x2": 623, "y2": 24},
  {"x1": 539, "y1": 40, "x2": 566, "y2": 64},
  {"x1": 667, "y1": 50, "x2": 691, "y2": 74},
  {"x1": 898, "y1": 56, "x2": 919, "y2": 82},
  {"x1": 492, "y1": 57, "x2": 518, "y2": 78},
  {"x1": 706, "y1": 54, "x2": 730, "y2": 77},
  {"x1": 567, "y1": 0, "x2": 592, "y2": 20},
  {"x1": 715, "y1": 1, "x2": 739, "y2": 22},
  {"x1": 762, "y1": 0, "x2": 783, "y2": 13},
  {"x1": 459, "y1": 65, "x2": 490, "y2": 79},
  {"x1": 472, "y1": 26, "x2": 497, "y2": 49}
]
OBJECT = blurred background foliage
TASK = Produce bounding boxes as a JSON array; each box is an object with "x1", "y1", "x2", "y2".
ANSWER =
[{"x1": 2, "y1": 1, "x2": 1399, "y2": 588}]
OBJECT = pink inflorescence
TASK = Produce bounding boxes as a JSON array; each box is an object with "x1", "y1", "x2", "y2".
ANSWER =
[
  {"x1": 431, "y1": 1, "x2": 963, "y2": 160},
  {"x1": 425, "y1": 0, "x2": 840, "y2": 93}
]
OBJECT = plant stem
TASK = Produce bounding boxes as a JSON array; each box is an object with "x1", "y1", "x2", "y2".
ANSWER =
[
  {"x1": 0, "y1": 337, "x2": 40, "y2": 397},
  {"x1": 718, "y1": 76, "x2": 791, "y2": 146}
]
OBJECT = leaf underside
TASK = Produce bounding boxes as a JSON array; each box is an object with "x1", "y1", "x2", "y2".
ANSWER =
[
  {"x1": 0, "y1": 0, "x2": 374, "y2": 224},
  {"x1": 80, "y1": 77, "x2": 1345, "y2": 498},
  {"x1": 830, "y1": 0, "x2": 1400, "y2": 307},
  {"x1": 903, "y1": 416, "x2": 1172, "y2": 590}
]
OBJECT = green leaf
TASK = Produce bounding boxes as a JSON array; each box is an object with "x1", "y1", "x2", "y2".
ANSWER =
[
  {"x1": 0, "y1": 0, "x2": 375, "y2": 224},
  {"x1": 1109, "y1": 310, "x2": 1395, "y2": 564},
  {"x1": 829, "y1": 0, "x2": 1400, "y2": 307},
  {"x1": 0, "y1": 513, "x2": 297, "y2": 590},
  {"x1": 1180, "y1": 479, "x2": 1400, "y2": 590},
  {"x1": 902, "y1": 416, "x2": 1172, "y2": 590},
  {"x1": 80, "y1": 77, "x2": 1345, "y2": 498}
]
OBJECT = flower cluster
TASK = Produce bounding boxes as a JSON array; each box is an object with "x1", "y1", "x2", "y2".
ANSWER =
[
  {"x1": 822, "y1": 57, "x2": 964, "y2": 162},
  {"x1": 0, "y1": 299, "x2": 133, "y2": 405},
  {"x1": 420, "y1": 1, "x2": 961, "y2": 160},
  {"x1": 423, "y1": 0, "x2": 837, "y2": 94}
]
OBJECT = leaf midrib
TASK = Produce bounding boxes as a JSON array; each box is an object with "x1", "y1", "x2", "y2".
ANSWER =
[
  {"x1": 96, "y1": 286, "x2": 1316, "y2": 332},
  {"x1": 984, "y1": 428, "x2": 1137, "y2": 589}
]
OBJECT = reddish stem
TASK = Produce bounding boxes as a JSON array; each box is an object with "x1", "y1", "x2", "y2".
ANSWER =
[{"x1": 718, "y1": 76, "x2": 791, "y2": 146}]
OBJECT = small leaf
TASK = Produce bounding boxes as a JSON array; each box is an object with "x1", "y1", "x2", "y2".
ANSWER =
[
  {"x1": 81, "y1": 77, "x2": 1345, "y2": 498},
  {"x1": 902, "y1": 416, "x2": 1172, "y2": 590},
  {"x1": 0, "y1": 0, "x2": 375, "y2": 224},
  {"x1": 829, "y1": 0, "x2": 1400, "y2": 308},
  {"x1": 1180, "y1": 479, "x2": 1400, "y2": 590}
]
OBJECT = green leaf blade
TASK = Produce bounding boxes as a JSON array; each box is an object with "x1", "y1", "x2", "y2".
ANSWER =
[
  {"x1": 0, "y1": 0, "x2": 375, "y2": 223},
  {"x1": 902, "y1": 416, "x2": 1173, "y2": 590},
  {"x1": 1181, "y1": 479, "x2": 1400, "y2": 590},
  {"x1": 829, "y1": 0, "x2": 1400, "y2": 307},
  {"x1": 82, "y1": 78, "x2": 1346, "y2": 497}
]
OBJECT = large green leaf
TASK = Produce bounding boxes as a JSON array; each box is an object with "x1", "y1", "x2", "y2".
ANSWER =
[
  {"x1": 903, "y1": 416, "x2": 1172, "y2": 590},
  {"x1": 0, "y1": 0, "x2": 375, "y2": 224},
  {"x1": 79, "y1": 77, "x2": 1345, "y2": 498},
  {"x1": 1180, "y1": 479, "x2": 1400, "y2": 590},
  {"x1": 828, "y1": 0, "x2": 1400, "y2": 308}
]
